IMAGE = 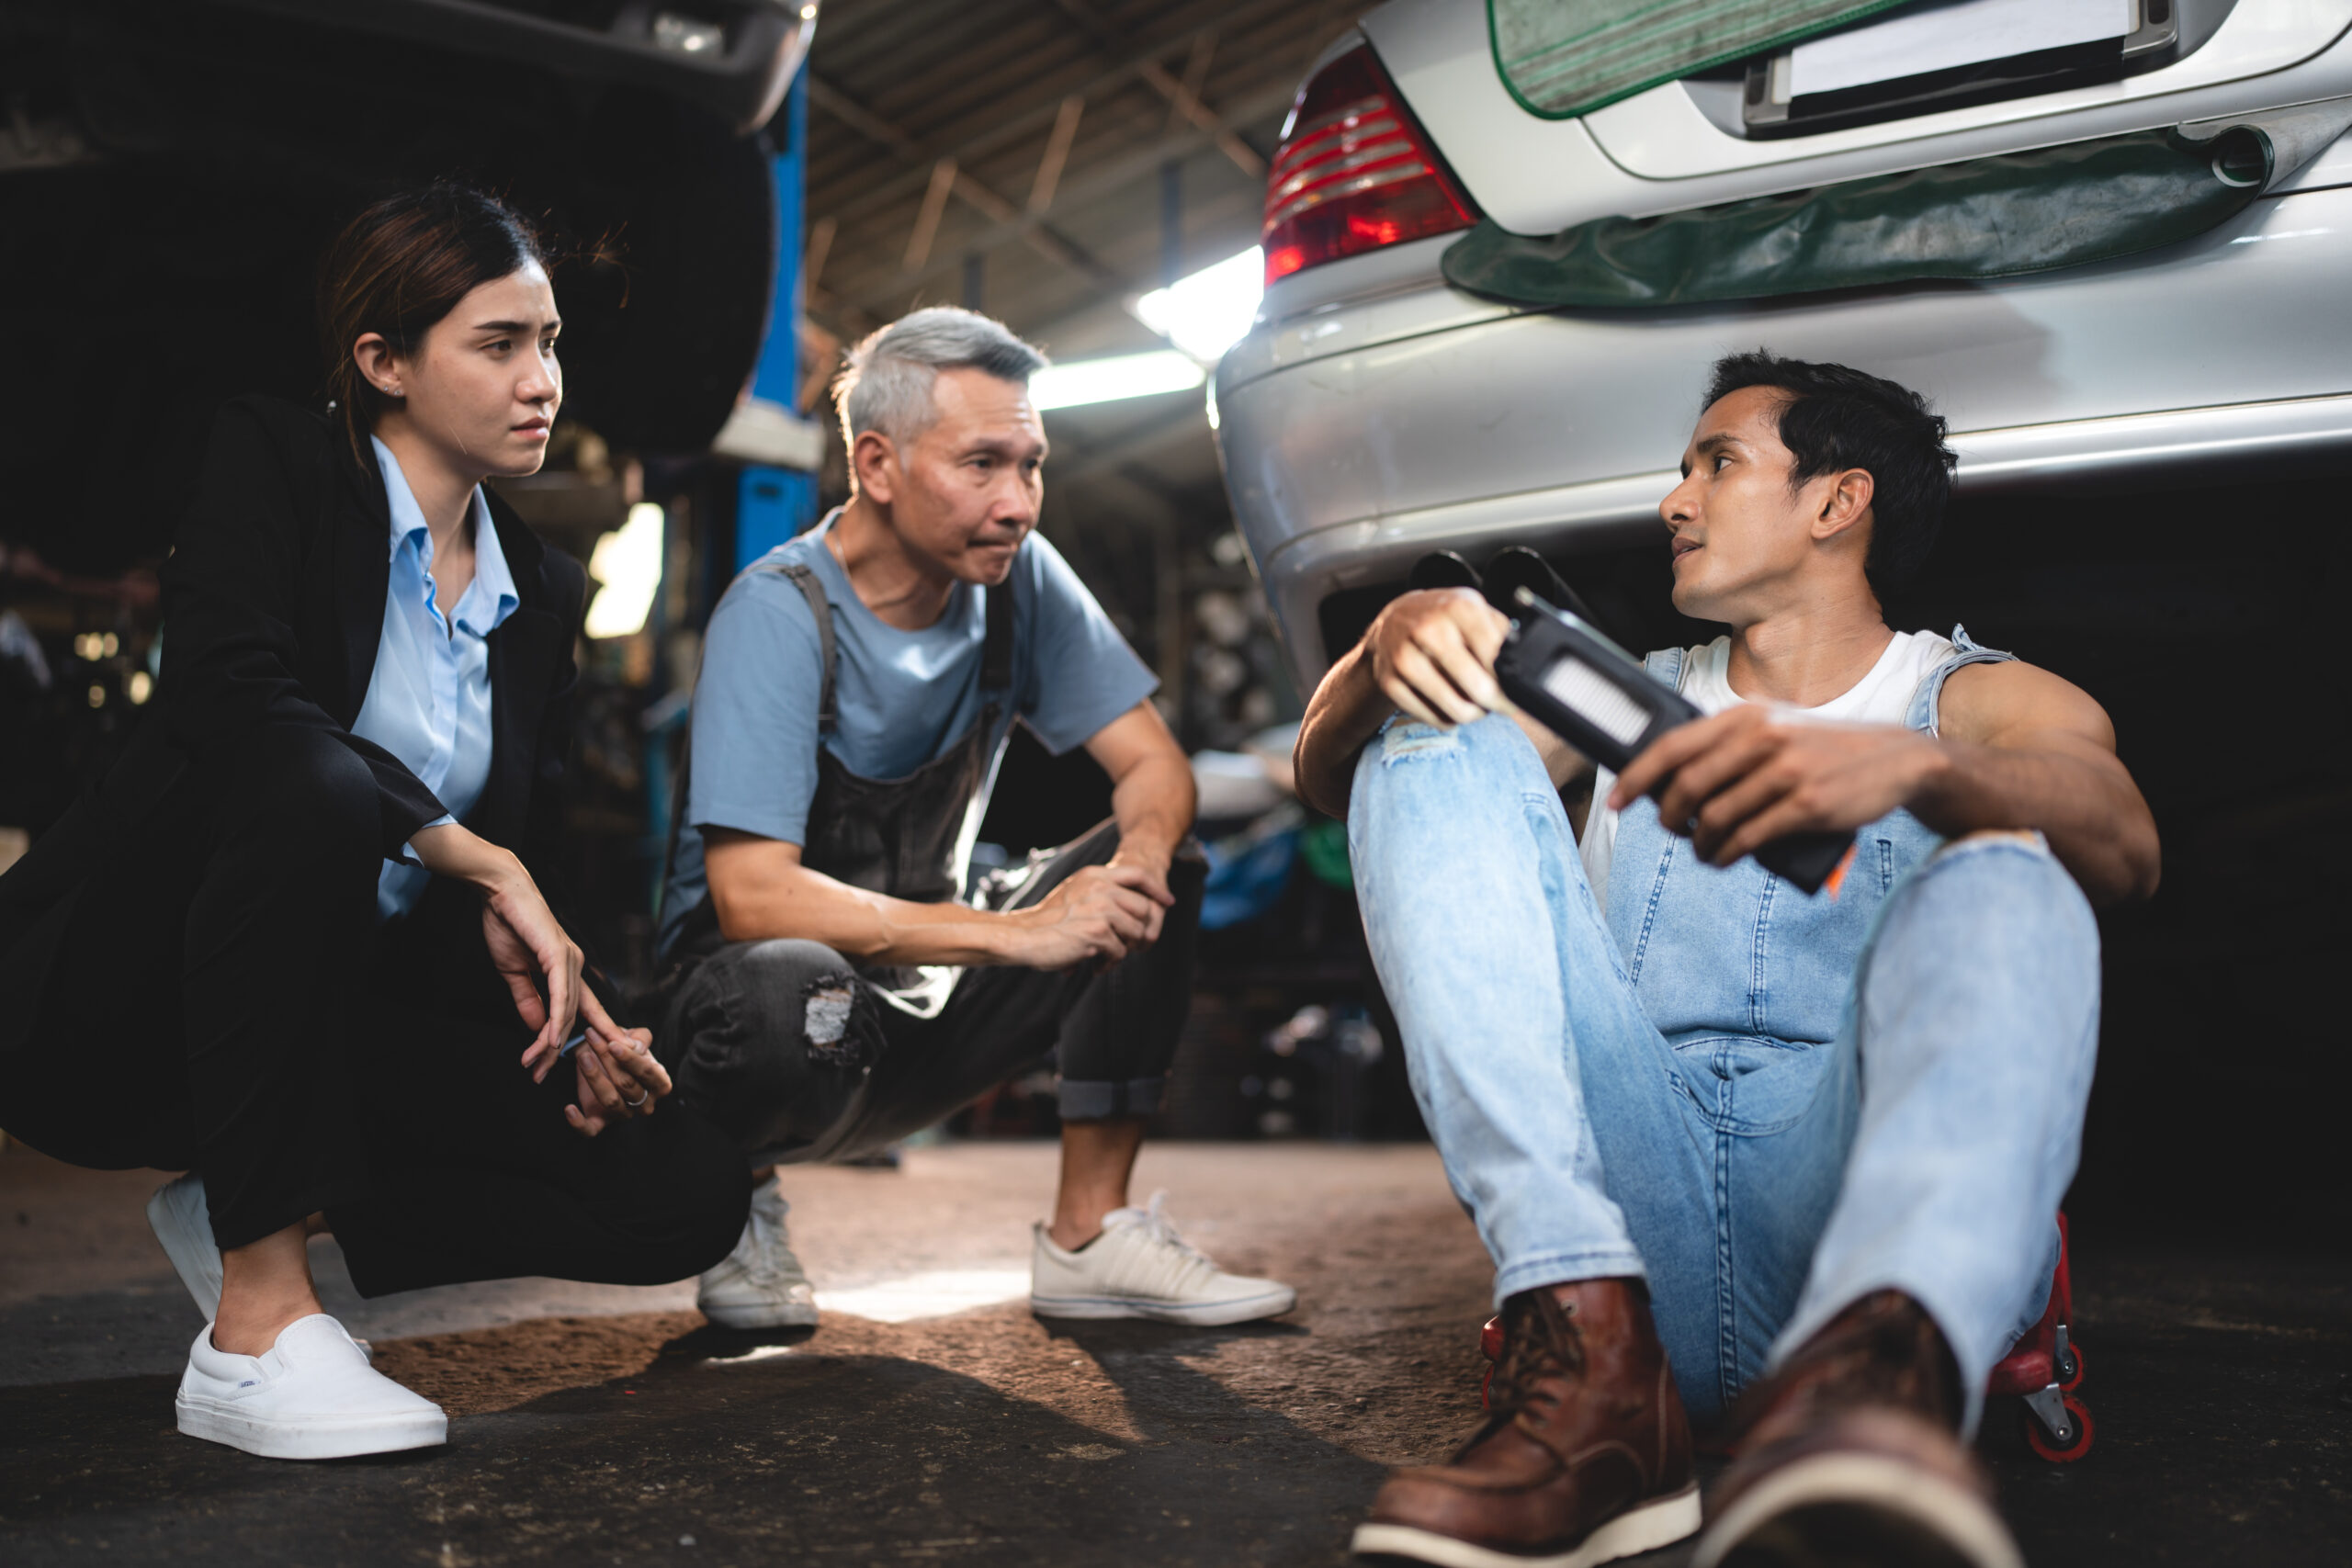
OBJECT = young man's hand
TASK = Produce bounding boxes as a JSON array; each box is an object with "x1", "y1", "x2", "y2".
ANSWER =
[
  {"x1": 1003, "y1": 863, "x2": 1170, "y2": 970},
  {"x1": 1294, "y1": 587, "x2": 1526, "y2": 818},
  {"x1": 1610, "y1": 706, "x2": 1947, "y2": 868},
  {"x1": 1364, "y1": 588, "x2": 1510, "y2": 729}
]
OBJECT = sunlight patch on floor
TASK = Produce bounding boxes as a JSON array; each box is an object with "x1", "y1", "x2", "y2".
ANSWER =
[{"x1": 815, "y1": 1269, "x2": 1031, "y2": 1324}]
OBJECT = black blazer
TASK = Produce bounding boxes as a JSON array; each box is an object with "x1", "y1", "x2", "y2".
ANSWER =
[{"x1": 3, "y1": 395, "x2": 586, "y2": 942}]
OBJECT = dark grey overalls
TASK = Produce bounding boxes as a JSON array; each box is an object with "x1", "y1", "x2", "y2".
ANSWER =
[{"x1": 656, "y1": 558, "x2": 1205, "y2": 1168}]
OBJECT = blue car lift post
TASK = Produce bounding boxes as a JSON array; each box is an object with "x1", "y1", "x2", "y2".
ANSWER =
[
  {"x1": 646, "y1": 63, "x2": 819, "y2": 909},
  {"x1": 736, "y1": 63, "x2": 821, "y2": 568}
]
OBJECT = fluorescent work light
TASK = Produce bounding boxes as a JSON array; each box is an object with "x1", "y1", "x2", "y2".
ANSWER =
[
  {"x1": 1030, "y1": 350, "x2": 1207, "y2": 411},
  {"x1": 1030, "y1": 246, "x2": 1266, "y2": 412},
  {"x1": 1136, "y1": 246, "x2": 1265, "y2": 363},
  {"x1": 585, "y1": 502, "x2": 665, "y2": 639}
]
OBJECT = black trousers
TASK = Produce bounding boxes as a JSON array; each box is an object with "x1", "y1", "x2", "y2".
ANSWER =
[
  {"x1": 659, "y1": 820, "x2": 1206, "y2": 1167},
  {"x1": 0, "y1": 727, "x2": 746, "y2": 1293}
]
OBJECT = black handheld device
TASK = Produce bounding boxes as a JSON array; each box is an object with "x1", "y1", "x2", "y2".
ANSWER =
[{"x1": 1494, "y1": 590, "x2": 1855, "y2": 897}]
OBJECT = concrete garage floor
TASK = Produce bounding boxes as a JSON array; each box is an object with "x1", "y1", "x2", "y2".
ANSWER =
[{"x1": 1, "y1": 1140, "x2": 2346, "y2": 1566}]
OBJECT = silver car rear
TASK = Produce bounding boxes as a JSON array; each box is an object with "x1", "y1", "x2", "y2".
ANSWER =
[{"x1": 1216, "y1": 0, "x2": 2352, "y2": 685}]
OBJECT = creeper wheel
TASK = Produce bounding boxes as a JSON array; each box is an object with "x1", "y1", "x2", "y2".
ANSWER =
[{"x1": 2022, "y1": 1391, "x2": 2095, "y2": 1462}]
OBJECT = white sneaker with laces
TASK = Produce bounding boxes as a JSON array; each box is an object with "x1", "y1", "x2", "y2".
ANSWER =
[
  {"x1": 1031, "y1": 1191, "x2": 1297, "y2": 1326},
  {"x1": 175, "y1": 1314, "x2": 445, "y2": 1460},
  {"x1": 147, "y1": 1172, "x2": 223, "y2": 1322},
  {"x1": 696, "y1": 1180, "x2": 819, "y2": 1329}
]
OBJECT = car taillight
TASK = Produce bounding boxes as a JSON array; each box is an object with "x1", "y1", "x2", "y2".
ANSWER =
[{"x1": 1261, "y1": 42, "x2": 1478, "y2": 288}]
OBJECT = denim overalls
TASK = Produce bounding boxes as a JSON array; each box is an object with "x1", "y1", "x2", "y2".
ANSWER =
[
  {"x1": 1349, "y1": 626, "x2": 2100, "y2": 1431},
  {"x1": 1606, "y1": 629, "x2": 2016, "y2": 1058}
]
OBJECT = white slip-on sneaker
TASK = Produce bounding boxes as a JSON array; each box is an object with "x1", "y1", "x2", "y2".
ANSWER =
[
  {"x1": 147, "y1": 1172, "x2": 224, "y2": 1322},
  {"x1": 175, "y1": 1314, "x2": 445, "y2": 1460},
  {"x1": 696, "y1": 1179, "x2": 819, "y2": 1329},
  {"x1": 1031, "y1": 1191, "x2": 1297, "y2": 1326},
  {"x1": 145, "y1": 1176, "x2": 371, "y2": 1359}
]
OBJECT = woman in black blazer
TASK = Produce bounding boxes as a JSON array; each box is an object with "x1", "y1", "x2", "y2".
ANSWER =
[{"x1": 0, "y1": 186, "x2": 747, "y2": 1460}]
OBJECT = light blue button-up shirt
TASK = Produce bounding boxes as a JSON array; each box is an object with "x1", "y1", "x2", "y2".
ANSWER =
[{"x1": 353, "y1": 436, "x2": 519, "y2": 922}]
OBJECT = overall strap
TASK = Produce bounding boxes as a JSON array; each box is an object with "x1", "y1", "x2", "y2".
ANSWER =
[
  {"x1": 1643, "y1": 646, "x2": 1687, "y2": 688},
  {"x1": 980, "y1": 572, "x2": 1015, "y2": 695},
  {"x1": 775, "y1": 562, "x2": 838, "y2": 736},
  {"x1": 1905, "y1": 624, "x2": 2016, "y2": 736}
]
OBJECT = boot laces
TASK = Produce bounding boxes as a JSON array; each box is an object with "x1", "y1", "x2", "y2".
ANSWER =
[{"x1": 1486, "y1": 1291, "x2": 1589, "y2": 1425}]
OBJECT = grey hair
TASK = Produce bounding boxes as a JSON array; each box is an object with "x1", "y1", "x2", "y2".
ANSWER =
[{"x1": 832, "y1": 306, "x2": 1048, "y2": 449}]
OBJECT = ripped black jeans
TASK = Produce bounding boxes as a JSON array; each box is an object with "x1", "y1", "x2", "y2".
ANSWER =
[{"x1": 657, "y1": 820, "x2": 1205, "y2": 1168}]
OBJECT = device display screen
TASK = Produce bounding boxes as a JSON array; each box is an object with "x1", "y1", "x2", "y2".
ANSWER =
[{"x1": 1540, "y1": 657, "x2": 1651, "y2": 750}]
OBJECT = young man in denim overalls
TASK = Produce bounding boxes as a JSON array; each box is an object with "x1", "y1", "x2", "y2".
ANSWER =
[{"x1": 1295, "y1": 354, "x2": 2159, "y2": 1568}]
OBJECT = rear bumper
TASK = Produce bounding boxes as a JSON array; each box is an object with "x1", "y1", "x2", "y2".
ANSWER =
[{"x1": 1216, "y1": 180, "x2": 2352, "y2": 687}]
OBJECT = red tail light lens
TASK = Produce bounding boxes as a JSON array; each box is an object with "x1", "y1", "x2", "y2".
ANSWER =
[{"x1": 1261, "y1": 42, "x2": 1478, "y2": 287}]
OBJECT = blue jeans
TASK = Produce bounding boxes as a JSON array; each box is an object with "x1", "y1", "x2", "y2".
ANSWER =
[{"x1": 1350, "y1": 716, "x2": 2100, "y2": 1432}]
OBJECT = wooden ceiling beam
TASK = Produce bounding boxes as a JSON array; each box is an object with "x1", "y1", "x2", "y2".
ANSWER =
[
  {"x1": 832, "y1": 74, "x2": 1296, "y2": 316},
  {"x1": 1139, "y1": 55, "x2": 1265, "y2": 179},
  {"x1": 808, "y1": 73, "x2": 1120, "y2": 290},
  {"x1": 1039, "y1": 4, "x2": 1264, "y2": 178},
  {"x1": 806, "y1": 0, "x2": 1296, "y2": 228}
]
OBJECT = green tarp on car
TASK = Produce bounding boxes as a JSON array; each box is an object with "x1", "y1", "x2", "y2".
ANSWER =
[
  {"x1": 1441, "y1": 122, "x2": 2284, "y2": 309},
  {"x1": 1490, "y1": 0, "x2": 1914, "y2": 119}
]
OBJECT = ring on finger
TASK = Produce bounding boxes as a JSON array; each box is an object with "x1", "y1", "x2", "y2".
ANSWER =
[{"x1": 625, "y1": 1088, "x2": 650, "y2": 1109}]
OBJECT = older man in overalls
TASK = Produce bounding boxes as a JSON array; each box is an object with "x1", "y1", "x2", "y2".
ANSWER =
[{"x1": 656, "y1": 307, "x2": 1295, "y2": 1332}]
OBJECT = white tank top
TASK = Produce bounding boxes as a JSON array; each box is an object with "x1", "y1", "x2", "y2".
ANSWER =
[{"x1": 1578, "y1": 629, "x2": 1955, "y2": 910}]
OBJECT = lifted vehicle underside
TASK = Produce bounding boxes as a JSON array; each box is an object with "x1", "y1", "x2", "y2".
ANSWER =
[{"x1": 0, "y1": 0, "x2": 787, "y2": 574}]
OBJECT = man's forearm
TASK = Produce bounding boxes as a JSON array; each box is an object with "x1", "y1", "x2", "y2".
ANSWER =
[
  {"x1": 712, "y1": 863, "x2": 1023, "y2": 966},
  {"x1": 1108, "y1": 748, "x2": 1193, "y2": 870},
  {"x1": 1911, "y1": 740, "x2": 2160, "y2": 907},
  {"x1": 1294, "y1": 644, "x2": 1392, "y2": 818}
]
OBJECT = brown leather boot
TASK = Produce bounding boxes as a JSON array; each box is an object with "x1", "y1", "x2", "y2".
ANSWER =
[
  {"x1": 1694, "y1": 1291, "x2": 2022, "y2": 1568},
  {"x1": 1352, "y1": 1278, "x2": 1699, "y2": 1566}
]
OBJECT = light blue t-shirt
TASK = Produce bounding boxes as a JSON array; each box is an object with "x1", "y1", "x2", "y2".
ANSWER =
[
  {"x1": 353, "y1": 437, "x2": 518, "y2": 923},
  {"x1": 659, "y1": 519, "x2": 1157, "y2": 954}
]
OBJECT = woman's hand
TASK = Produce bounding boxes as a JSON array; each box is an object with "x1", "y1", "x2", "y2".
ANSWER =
[
  {"x1": 476, "y1": 879, "x2": 591, "y2": 1078},
  {"x1": 566, "y1": 1027, "x2": 672, "y2": 1137},
  {"x1": 410, "y1": 822, "x2": 599, "y2": 1078},
  {"x1": 408, "y1": 821, "x2": 674, "y2": 1135}
]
